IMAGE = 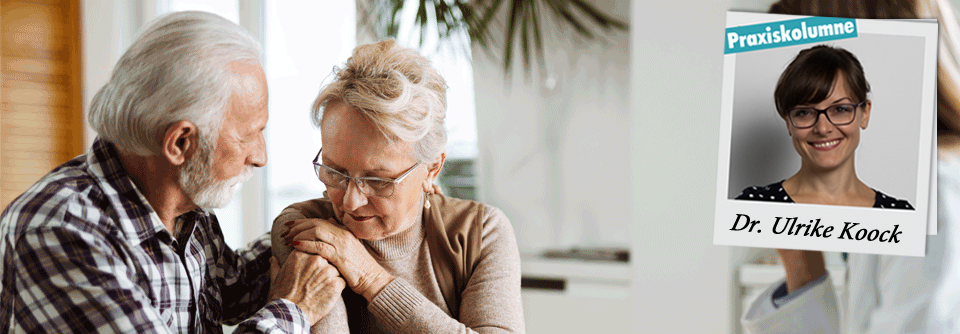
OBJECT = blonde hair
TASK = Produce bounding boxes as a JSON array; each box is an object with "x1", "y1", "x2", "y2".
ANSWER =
[{"x1": 312, "y1": 40, "x2": 448, "y2": 162}]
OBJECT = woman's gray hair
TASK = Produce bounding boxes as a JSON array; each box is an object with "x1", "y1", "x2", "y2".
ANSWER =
[
  {"x1": 312, "y1": 40, "x2": 448, "y2": 163},
  {"x1": 88, "y1": 11, "x2": 262, "y2": 156}
]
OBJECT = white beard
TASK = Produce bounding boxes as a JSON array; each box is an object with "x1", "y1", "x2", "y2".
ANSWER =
[{"x1": 178, "y1": 142, "x2": 253, "y2": 209}]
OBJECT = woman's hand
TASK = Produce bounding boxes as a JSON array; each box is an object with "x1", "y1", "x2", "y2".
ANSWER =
[
  {"x1": 776, "y1": 249, "x2": 827, "y2": 293},
  {"x1": 283, "y1": 219, "x2": 395, "y2": 301}
]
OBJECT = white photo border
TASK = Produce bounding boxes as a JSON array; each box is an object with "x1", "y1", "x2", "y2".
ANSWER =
[{"x1": 713, "y1": 12, "x2": 936, "y2": 257}]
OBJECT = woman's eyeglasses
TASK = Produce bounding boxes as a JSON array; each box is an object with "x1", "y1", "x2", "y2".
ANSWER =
[
  {"x1": 787, "y1": 101, "x2": 865, "y2": 129},
  {"x1": 312, "y1": 148, "x2": 421, "y2": 198}
]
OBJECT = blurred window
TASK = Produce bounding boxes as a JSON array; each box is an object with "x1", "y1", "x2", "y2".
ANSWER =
[{"x1": 261, "y1": 0, "x2": 356, "y2": 224}]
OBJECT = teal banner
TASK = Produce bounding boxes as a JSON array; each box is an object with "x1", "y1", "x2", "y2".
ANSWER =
[{"x1": 725, "y1": 16, "x2": 858, "y2": 54}]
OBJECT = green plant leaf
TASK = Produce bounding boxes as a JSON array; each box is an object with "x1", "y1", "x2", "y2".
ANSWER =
[
  {"x1": 568, "y1": 0, "x2": 628, "y2": 31},
  {"x1": 361, "y1": 0, "x2": 628, "y2": 78}
]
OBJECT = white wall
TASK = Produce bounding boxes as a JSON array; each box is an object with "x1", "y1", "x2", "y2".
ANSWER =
[
  {"x1": 472, "y1": 0, "x2": 630, "y2": 253},
  {"x1": 630, "y1": 0, "x2": 735, "y2": 332}
]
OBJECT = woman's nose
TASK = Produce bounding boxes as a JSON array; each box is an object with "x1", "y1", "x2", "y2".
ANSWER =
[
  {"x1": 813, "y1": 113, "x2": 835, "y2": 134},
  {"x1": 342, "y1": 179, "x2": 368, "y2": 211}
]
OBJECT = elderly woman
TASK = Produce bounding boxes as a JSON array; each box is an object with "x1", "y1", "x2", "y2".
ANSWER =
[
  {"x1": 271, "y1": 40, "x2": 524, "y2": 333},
  {"x1": 735, "y1": 44, "x2": 913, "y2": 210}
]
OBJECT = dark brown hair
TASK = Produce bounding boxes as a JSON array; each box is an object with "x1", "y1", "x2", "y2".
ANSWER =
[
  {"x1": 768, "y1": 0, "x2": 960, "y2": 134},
  {"x1": 774, "y1": 45, "x2": 869, "y2": 117},
  {"x1": 769, "y1": 0, "x2": 918, "y2": 19}
]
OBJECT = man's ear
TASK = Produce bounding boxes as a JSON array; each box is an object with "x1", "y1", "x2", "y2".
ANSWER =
[
  {"x1": 422, "y1": 152, "x2": 446, "y2": 192},
  {"x1": 162, "y1": 121, "x2": 199, "y2": 166}
]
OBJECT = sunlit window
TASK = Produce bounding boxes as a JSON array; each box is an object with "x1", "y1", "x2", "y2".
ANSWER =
[{"x1": 261, "y1": 1, "x2": 357, "y2": 225}]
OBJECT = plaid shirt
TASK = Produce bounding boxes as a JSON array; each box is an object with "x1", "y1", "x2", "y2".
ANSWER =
[{"x1": 0, "y1": 138, "x2": 310, "y2": 333}]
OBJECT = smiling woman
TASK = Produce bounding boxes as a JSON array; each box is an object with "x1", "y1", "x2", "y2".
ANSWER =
[
  {"x1": 735, "y1": 44, "x2": 914, "y2": 210},
  {"x1": 270, "y1": 40, "x2": 524, "y2": 333}
]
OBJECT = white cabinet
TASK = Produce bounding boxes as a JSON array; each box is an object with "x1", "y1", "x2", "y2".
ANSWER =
[{"x1": 520, "y1": 253, "x2": 631, "y2": 333}]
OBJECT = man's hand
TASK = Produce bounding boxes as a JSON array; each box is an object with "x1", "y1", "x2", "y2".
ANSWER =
[{"x1": 268, "y1": 251, "x2": 345, "y2": 325}]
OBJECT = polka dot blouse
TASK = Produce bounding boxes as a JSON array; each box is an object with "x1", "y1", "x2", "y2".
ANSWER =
[{"x1": 735, "y1": 180, "x2": 914, "y2": 210}]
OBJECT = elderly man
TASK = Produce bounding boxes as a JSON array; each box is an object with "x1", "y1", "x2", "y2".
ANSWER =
[{"x1": 0, "y1": 11, "x2": 343, "y2": 333}]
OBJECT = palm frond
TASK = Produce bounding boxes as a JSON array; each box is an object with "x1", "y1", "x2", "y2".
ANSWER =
[
  {"x1": 502, "y1": 0, "x2": 523, "y2": 74},
  {"x1": 360, "y1": 0, "x2": 628, "y2": 77},
  {"x1": 567, "y1": 0, "x2": 629, "y2": 31}
]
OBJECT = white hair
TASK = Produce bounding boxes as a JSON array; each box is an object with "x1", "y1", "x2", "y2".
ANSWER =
[
  {"x1": 88, "y1": 11, "x2": 262, "y2": 155},
  {"x1": 178, "y1": 140, "x2": 253, "y2": 208},
  {"x1": 312, "y1": 40, "x2": 447, "y2": 163}
]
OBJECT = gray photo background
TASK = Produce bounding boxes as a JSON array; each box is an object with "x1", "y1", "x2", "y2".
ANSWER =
[{"x1": 727, "y1": 33, "x2": 926, "y2": 204}]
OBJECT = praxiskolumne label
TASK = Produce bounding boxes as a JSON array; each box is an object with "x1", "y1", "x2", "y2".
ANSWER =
[{"x1": 724, "y1": 16, "x2": 858, "y2": 54}]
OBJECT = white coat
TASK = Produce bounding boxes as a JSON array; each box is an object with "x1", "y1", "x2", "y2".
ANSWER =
[
  {"x1": 928, "y1": 143, "x2": 960, "y2": 333},
  {"x1": 740, "y1": 152, "x2": 953, "y2": 334}
]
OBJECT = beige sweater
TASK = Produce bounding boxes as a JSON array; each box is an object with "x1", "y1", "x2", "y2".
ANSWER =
[{"x1": 272, "y1": 203, "x2": 524, "y2": 333}]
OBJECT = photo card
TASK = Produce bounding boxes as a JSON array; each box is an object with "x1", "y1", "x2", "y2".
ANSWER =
[{"x1": 713, "y1": 12, "x2": 937, "y2": 256}]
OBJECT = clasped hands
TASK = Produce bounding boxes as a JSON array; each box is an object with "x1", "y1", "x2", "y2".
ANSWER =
[
  {"x1": 282, "y1": 218, "x2": 395, "y2": 301},
  {"x1": 282, "y1": 218, "x2": 394, "y2": 301},
  {"x1": 269, "y1": 218, "x2": 393, "y2": 325}
]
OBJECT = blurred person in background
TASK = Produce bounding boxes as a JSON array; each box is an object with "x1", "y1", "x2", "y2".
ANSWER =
[{"x1": 741, "y1": 0, "x2": 960, "y2": 333}]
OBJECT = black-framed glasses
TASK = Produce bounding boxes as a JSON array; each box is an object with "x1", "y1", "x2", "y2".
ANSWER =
[
  {"x1": 787, "y1": 101, "x2": 865, "y2": 129},
  {"x1": 312, "y1": 148, "x2": 422, "y2": 198}
]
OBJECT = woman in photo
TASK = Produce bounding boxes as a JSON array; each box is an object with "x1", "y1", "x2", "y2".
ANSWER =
[{"x1": 735, "y1": 44, "x2": 914, "y2": 210}]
